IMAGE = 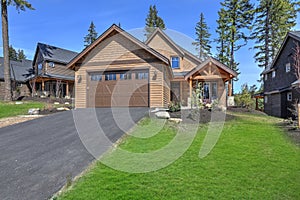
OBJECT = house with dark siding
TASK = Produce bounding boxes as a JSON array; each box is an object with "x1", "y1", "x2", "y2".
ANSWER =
[
  {"x1": 262, "y1": 31, "x2": 300, "y2": 118},
  {"x1": 0, "y1": 58, "x2": 33, "y2": 99},
  {"x1": 30, "y1": 43, "x2": 78, "y2": 98}
]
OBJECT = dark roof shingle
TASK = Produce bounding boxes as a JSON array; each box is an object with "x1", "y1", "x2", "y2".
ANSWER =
[
  {"x1": 0, "y1": 58, "x2": 33, "y2": 82},
  {"x1": 37, "y1": 43, "x2": 78, "y2": 64}
]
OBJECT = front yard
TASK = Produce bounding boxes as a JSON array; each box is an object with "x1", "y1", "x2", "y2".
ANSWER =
[
  {"x1": 57, "y1": 112, "x2": 300, "y2": 199},
  {"x1": 0, "y1": 101, "x2": 45, "y2": 119}
]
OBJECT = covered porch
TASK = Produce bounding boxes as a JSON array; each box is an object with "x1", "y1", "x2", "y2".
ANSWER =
[
  {"x1": 170, "y1": 58, "x2": 237, "y2": 107},
  {"x1": 29, "y1": 76, "x2": 74, "y2": 98}
]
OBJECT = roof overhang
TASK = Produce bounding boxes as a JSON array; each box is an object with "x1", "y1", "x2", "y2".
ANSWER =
[
  {"x1": 67, "y1": 24, "x2": 171, "y2": 75},
  {"x1": 184, "y1": 57, "x2": 238, "y2": 81}
]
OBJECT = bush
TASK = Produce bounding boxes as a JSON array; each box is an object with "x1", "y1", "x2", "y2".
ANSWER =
[{"x1": 168, "y1": 101, "x2": 181, "y2": 112}]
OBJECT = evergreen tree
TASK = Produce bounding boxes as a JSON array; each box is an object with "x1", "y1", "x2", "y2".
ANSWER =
[
  {"x1": 9, "y1": 45, "x2": 17, "y2": 61},
  {"x1": 217, "y1": 0, "x2": 254, "y2": 94},
  {"x1": 1, "y1": 0, "x2": 33, "y2": 101},
  {"x1": 215, "y1": 8, "x2": 230, "y2": 66},
  {"x1": 17, "y1": 49, "x2": 26, "y2": 61},
  {"x1": 192, "y1": 13, "x2": 211, "y2": 62},
  {"x1": 252, "y1": 0, "x2": 299, "y2": 69},
  {"x1": 145, "y1": 5, "x2": 166, "y2": 38},
  {"x1": 84, "y1": 21, "x2": 98, "y2": 48}
]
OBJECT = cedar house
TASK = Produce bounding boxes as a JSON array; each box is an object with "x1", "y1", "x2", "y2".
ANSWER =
[{"x1": 68, "y1": 25, "x2": 237, "y2": 108}]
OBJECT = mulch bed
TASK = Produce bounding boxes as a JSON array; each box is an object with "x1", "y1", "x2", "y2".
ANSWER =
[{"x1": 169, "y1": 109, "x2": 235, "y2": 124}]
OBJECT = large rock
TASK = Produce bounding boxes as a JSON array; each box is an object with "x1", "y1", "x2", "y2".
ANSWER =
[
  {"x1": 155, "y1": 111, "x2": 170, "y2": 119},
  {"x1": 28, "y1": 108, "x2": 40, "y2": 115}
]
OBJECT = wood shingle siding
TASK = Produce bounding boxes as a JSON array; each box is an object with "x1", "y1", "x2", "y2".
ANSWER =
[{"x1": 72, "y1": 26, "x2": 172, "y2": 108}]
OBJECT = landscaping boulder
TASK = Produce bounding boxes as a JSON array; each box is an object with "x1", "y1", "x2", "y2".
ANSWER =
[
  {"x1": 28, "y1": 108, "x2": 40, "y2": 115},
  {"x1": 155, "y1": 111, "x2": 170, "y2": 119}
]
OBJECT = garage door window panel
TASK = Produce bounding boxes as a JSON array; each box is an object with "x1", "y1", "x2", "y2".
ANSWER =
[
  {"x1": 105, "y1": 73, "x2": 117, "y2": 81},
  {"x1": 120, "y1": 72, "x2": 132, "y2": 80},
  {"x1": 136, "y1": 72, "x2": 149, "y2": 80}
]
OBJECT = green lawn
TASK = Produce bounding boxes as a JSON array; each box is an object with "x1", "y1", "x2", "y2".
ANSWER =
[
  {"x1": 58, "y1": 112, "x2": 300, "y2": 200},
  {"x1": 0, "y1": 101, "x2": 46, "y2": 119}
]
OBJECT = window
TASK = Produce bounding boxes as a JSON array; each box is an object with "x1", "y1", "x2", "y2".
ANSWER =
[
  {"x1": 203, "y1": 83, "x2": 210, "y2": 99},
  {"x1": 171, "y1": 56, "x2": 180, "y2": 69},
  {"x1": 49, "y1": 62, "x2": 55, "y2": 68},
  {"x1": 287, "y1": 92, "x2": 292, "y2": 101},
  {"x1": 120, "y1": 72, "x2": 132, "y2": 80},
  {"x1": 272, "y1": 71, "x2": 276, "y2": 78},
  {"x1": 135, "y1": 72, "x2": 148, "y2": 80},
  {"x1": 91, "y1": 74, "x2": 102, "y2": 81},
  {"x1": 105, "y1": 73, "x2": 116, "y2": 81},
  {"x1": 211, "y1": 82, "x2": 218, "y2": 100},
  {"x1": 264, "y1": 96, "x2": 268, "y2": 103},
  {"x1": 264, "y1": 74, "x2": 268, "y2": 81},
  {"x1": 38, "y1": 63, "x2": 43, "y2": 74},
  {"x1": 286, "y1": 63, "x2": 291, "y2": 72}
]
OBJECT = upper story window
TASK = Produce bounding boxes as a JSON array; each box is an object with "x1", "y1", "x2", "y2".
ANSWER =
[
  {"x1": 171, "y1": 56, "x2": 180, "y2": 69},
  {"x1": 272, "y1": 71, "x2": 276, "y2": 78},
  {"x1": 264, "y1": 74, "x2": 268, "y2": 81},
  {"x1": 264, "y1": 96, "x2": 268, "y2": 103},
  {"x1": 287, "y1": 92, "x2": 292, "y2": 101},
  {"x1": 49, "y1": 62, "x2": 55, "y2": 68},
  {"x1": 105, "y1": 73, "x2": 116, "y2": 81},
  {"x1": 286, "y1": 63, "x2": 291, "y2": 72},
  {"x1": 37, "y1": 63, "x2": 43, "y2": 74}
]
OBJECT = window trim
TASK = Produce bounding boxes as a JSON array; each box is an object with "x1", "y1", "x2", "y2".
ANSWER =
[{"x1": 171, "y1": 56, "x2": 180, "y2": 69}]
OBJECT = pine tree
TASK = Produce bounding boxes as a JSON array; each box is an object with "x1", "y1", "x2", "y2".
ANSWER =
[
  {"x1": 84, "y1": 21, "x2": 98, "y2": 48},
  {"x1": 192, "y1": 13, "x2": 211, "y2": 62},
  {"x1": 252, "y1": 0, "x2": 299, "y2": 69},
  {"x1": 9, "y1": 45, "x2": 17, "y2": 61},
  {"x1": 215, "y1": 8, "x2": 230, "y2": 66},
  {"x1": 1, "y1": 0, "x2": 33, "y2": 101},
  {"x1": 145, "y1": 5, "x2": 166, "y2": 38},
  {"x1": 217, "y1": 0, "x2": 254, "y2": 94},
  {"x1": 17, "y1": 49, "x2": 26, "y2": 61}
]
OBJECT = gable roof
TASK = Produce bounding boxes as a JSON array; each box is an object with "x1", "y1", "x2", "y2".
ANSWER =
[
  {"x1": 262, "y1": 31, "x2": 300, "y2": 75},
  {"x1": 67, "y1": 24, "x2": 170, "y2": 69},
  {"x1": 33, "y1": 43, "x2": 78, "y2": 66},
  {"x1": 184, "y1": 57, "x2": 238, "y2": 80},
  {"x1": 0, "y1": 58, "x2": 33, "y2": 82},
  {"x1": 145, "y1": 28, "x2": 202, "y2": 65}
]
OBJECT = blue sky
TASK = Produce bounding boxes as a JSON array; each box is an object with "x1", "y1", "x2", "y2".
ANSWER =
[{"x1": 2, "y1": 0, "x2": 300, "y2": 92}]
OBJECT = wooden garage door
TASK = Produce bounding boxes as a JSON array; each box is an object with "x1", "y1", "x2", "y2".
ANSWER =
[{"x1": 88, "y1": 70, "x2": 149, "y2": 107}]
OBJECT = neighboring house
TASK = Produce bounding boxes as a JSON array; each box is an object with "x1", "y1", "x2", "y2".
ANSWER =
[
  {"x1": 30, "y1": 43, "x2": 78, "y2": 98},
  {"x1": 262, "y1": 31, "x2": 300, "y2": 118},
  {"x1": 0, "y1": 58, "x2": 33, "y2": 99},
  {"x1": 68, "y1": 24, "x2": 237, "y2": 108}
]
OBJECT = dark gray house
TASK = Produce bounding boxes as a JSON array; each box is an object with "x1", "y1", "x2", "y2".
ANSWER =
[
  {"x1": 0, "y1": 58, "x2": 33, "y2": 99},
  {"x1": 30, "y1": 43, "x2": 78, "y2": 98},
  {"x1": 262, "y1": 31, "x2": 300, "y2": 118}
]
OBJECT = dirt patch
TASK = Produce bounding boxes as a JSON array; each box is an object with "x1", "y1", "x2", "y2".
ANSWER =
[{"x1": 0, "y1": 115, "x2": 43, "y2": 128}]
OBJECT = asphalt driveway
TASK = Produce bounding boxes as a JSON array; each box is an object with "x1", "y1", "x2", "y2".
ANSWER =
[{"x1": 0, "y1": 108, "x2": 148, "y2": 200}]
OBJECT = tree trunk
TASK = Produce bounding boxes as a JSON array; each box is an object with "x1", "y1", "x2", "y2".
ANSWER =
[{"x1": 1, "y1": 0, "x2": 12, "y2": 101}]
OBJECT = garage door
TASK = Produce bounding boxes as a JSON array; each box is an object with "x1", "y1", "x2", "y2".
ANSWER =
[{"x1": 88, "y1": 70, "x2": 149, "y2": 107}]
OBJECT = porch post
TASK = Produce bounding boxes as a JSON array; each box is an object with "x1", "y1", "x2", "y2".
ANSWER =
[
  {"x1": 66, "y1": 81, "x2": 69, "y2": 97},
  {"x1": 189, "y1": 78, "x2": 192, "y2": 98},
  {"x1": 42, "y1": 79, "x2": 45, "y2": 91},
  {"x1": 228, "y1": 80, "x2": 232, "y2": 97}
]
